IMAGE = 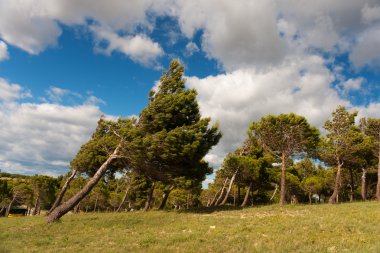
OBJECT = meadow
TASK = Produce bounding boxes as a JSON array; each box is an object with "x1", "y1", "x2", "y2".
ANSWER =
[{"x1": 1, "y1": 202, "x2": 379, "y2": 253}]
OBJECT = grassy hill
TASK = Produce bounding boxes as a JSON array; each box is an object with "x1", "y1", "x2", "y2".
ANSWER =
[{"x1": 1, "y1": 202, "x2": 379, "y2": 253}]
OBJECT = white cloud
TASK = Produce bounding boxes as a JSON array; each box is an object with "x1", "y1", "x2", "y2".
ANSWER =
[
  {"x1": 186, "y1": 54, "x2": 351, "y2": 167},
  {"x1": 0, "y1": 78, "x2": 31, "y2": 101},
  {"x1": 91, "y1": 25, "x2": 163, "y2": 66},
  {"x1": 170, "y1": 0, "x2": 286, "y2": 70},
  {"x1": 343, "y1": 78, "x2": 363, "y2": 93},
  {"x1": 0, "y1": 0, "x2": 61, "y2": 54},
  {"x1": 0, "y1": 40, "x2": 9, "y2": 61},
  {"x1": 0, "y1": 79, "x2": 108, "y2": 176},
  {"x1": 350, "y1": 25, "x2": 380, "y2": 68},
  {"x1": 185, "y1": 42, "x2": 199, "y2": 56},
  {"x1": 362, "y1": 3, "x2": 380, "y2": 24}
]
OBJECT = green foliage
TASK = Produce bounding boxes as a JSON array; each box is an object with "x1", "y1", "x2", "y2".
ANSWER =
[{"x1": 249, "y1": 113, "x2": 320, "y2": 157}]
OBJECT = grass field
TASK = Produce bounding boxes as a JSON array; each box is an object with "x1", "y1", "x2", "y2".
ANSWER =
[{"x1": 1, "y1": 202, "x2": 379, "y2": 253}]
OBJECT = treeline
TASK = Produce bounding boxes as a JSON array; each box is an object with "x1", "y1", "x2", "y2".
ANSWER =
[
  {"x1": 204, "y1": 106, "x2": 380, "y2": 206},
  {"x1": 0, "y1": 171, "x2": 203, "y2": 217},
  {"x1": 0, "y1": 173, "x2": 59, "y2": 217},
  {"x1": 1, "y1": 60, "x2": 380, "y2": 223}
]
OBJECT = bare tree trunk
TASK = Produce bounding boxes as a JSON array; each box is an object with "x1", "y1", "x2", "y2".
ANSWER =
[
  {"x1": 220, "y1": 170, "x2": 238, "y2": 205},
  {"x1": 186, "y1": 193, "x2": 190, "y2": 209},
  {"x1": 377, "y1": 151, "x2": 380, "y2": 202},
  {"x1": 158, "y1": 185, "x2": 175, "y2": 210},
  {"x1": 93, "y1": 196, "x2": 98, "y2": 212},
  {"x1": 214, "y1": 177, "x2": 229, "y2": 206},
  {"x1": 308, "y1": 192, "x2": 312, "y2": 205},
  {"x1": 329, "y1": 160, "x2": 342, "y2": 204},
  {"x1": 0, "y1": 206, "x2": 5, "y2": 216},
  {"x1": 46, "y1": 144, "x2": 121, "y2": 223},
  {"x1": 280, "y1": 153, "x2": 287, "y2": 205},
  {"x1": 143, "y1": 181, "x2": 156, "y2": 212},
  {"x1": 241, "y1": 182, "x2": 252, "y2": 207},
  {"x1": 270, "y1": 184, "x2": 279, "y2": 203},
  {"x1": 348, "y1": 168, "x2": 355, "y2": 202},
  {"x1": 47, "y1": 169, "x2": 77, "y2": 215},
  {"x1": 32, "y1": 194, "x2": 40, "y2": 216},
  {"x1": 209, "y1": 178, "x2": 227, "y2": 206},
  {"x1": 116, "y1": 186, "x2": 130, "y2": 212},
  {"x1": 5, "y1": 196, "x2": 17, "y2": 217},
  {"x1": 237, "y1": 185, "x2": 241, "y2": 205},
  {"x1": 361, "y1": 168, "x2": 367, "y2": 201}
]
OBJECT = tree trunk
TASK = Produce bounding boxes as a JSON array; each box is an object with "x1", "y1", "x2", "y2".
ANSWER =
[
  {"x1": 32, "y1": 194, "x2": 40, "y2": 216},
  {"x1": 361, "y1": 168, "x2": 367, "y2": 201},
  {"x1": 220, "y1": 170, "x2": 238, "y2": 205},
  {"x1": 5, "y1": 196, "x2": 17, "y2": 217},
  {"x1": 209, "y1": 178, "x2": 227, "y2": 206},
  {"x1": 158, "y1": 185, "x2": 174, "y2": 210},
  {"x1": 377, "y1": 150, "x2": 380, "y2": 202},
  {"x1": 46, "y1": 144, "x2": 121, "y2": 223},
  {"x1": 0, "y1": 206, "x2": 5, "y2": 216},
  {"x1": 280, "y1": 153, "x2": 287, "y2": 205},
  {"x1": 308, "y1": 192, "x2": 312, "y2": 205},
  {"x1": 241, "y1": 182, "x2": 252, "y2": 207},
  {"x1": 47, "y1": 169, "x2": 77, "y2": 215},
  {"x1": 329, "y1": 160, "x2": 342, "y2": 204},
  {"x1": 143, "y1": 181, "x2": 156, "y2": 212},
  {"x1": 186, "y1": 193, "x2": 190, "y2": 209},
  {"x1": 214, "y1": 177, "x2": 229, "y2": 206},
  {"x1": 93, "y1": 196, "x2": 98, "y2": 212},
  {"x1": 270, "y1": 184, "x2": 279, "y2": 203},
  {"x1": 237, "y1": 185, "x2": 241, "y2": 205},
  {"x1": 116, "y1": 186, "x2": 130, "y2": 212},
  {"x1": 348, "y1": 168, "x2": 355, "y2": 202}
]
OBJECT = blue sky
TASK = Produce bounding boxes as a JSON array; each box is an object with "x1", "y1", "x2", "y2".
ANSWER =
[{"x1": 1, "y1": 0, "x2": 380, "y2": 186}]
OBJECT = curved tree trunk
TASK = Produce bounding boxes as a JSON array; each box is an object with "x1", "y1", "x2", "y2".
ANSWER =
[
  {"x1": 280, "y1": 153, "x2": 287, "y2": 205},
  {"x1": 143, "y1": 181, "x2": 156, "y2": 212},
  {"x1": 214, "y1": 177, "x2": 229, "y2": 206},
  {"x1": 377, "y1": 151, "x2": 380, "y2": 202},
  {"x1": 116, "y1": 186, "x2": 130, "y2": 212},
  {"x1": 241, "y1": 182, "x2": 252, "y2": 207},
  {"x1": 329, "y1": 160, "x2": 342, "y2": 204},
  {"x1": 47, "y1": 169, "x2": 77, "y2": 215},
  {"x1": 361, "y1": 168, "x2": 367, "y2": 201},
  {"x1": 209, "y1": 177, "x2": 227, "y2": 206},
  {"x1": 46, "y1": 144, "x2": 121, "y2": 223},
  {"x1": 220, "y1": 170, "x2": 238, "y2": 206},
  {"x1": 5, "y1": 196, "x2": 17, "y2": 217},
  {"x1": 270, "y1": 184, "x2": 279, "y2": 203},
  {"x1": 32, "y1": 194, "x2": 40, "y2": 216},
  {"x1": 158, "y1": 185, "x2": 174, "y2": 210}
]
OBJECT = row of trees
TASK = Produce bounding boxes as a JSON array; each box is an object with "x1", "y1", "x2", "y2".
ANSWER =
[
  {"x1": 204, "y1": 106, "x2": 380, "y2": 206},
  {"x1": 2, "y1": 60, "x2": 380, "y2": 223},
  {"x1": 0, "y1": 173, "x2": 59, "y2": 217}
]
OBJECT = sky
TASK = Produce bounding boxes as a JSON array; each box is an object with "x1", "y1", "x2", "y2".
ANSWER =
[{"x1": 1, "y1": 1, "x2": 380, "y2": 185}]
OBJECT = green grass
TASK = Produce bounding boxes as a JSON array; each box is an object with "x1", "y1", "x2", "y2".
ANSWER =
[{"x1": 1, "y1": 202, "x2": 380, "y2": 253}]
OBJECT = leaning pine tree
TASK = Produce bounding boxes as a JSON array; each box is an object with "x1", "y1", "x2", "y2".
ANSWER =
[
  {"x1": 130, "y1": 59, "x2": 221, "y2": 211},
  {"x1": 46, "y1": 60, "x2": 221, "y2": 223}
]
